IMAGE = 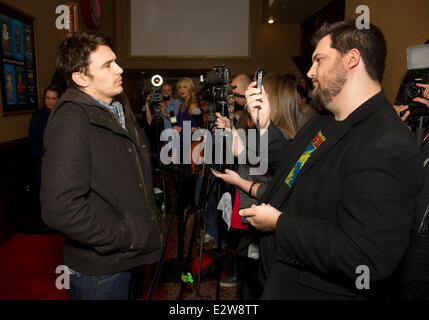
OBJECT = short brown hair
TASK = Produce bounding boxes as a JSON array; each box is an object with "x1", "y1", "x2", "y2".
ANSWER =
[
  {"x1": 311, "y1": 20, "x2": 387, "y2": 83},
  {"x1": 56, "y1": 30, "x2": 112, "y2": 88}
]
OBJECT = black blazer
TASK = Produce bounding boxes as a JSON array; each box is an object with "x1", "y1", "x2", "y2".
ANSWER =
[{"x1": 260, "y1": 91, "x2": 423, "y2": 299}]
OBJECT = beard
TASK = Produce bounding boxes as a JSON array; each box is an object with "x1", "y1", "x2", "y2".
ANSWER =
[{"x1": 312, "y1": 57, "x2": 347, "y2": 106}]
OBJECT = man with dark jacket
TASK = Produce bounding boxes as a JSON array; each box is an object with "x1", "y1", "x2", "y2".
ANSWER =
[
  {"x1": 240, "y1": 21, "x2": 423, "y2": 299},
  {"x1": 41, "y1": 31, "x2": 163, "y2": 300}
]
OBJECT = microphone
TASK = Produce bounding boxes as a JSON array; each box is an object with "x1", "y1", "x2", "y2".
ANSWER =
[{"x1": 169, "y1": 111, "x2": 177, "y2": 124}]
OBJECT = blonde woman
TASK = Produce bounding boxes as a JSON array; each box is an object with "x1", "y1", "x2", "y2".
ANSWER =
[{"x1": 173, "y1": 77, "x2": 199, "y2": 133}]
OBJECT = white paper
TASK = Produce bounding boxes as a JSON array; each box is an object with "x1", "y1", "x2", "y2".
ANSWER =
[{"x1": 217, "y1": 192, "x2": 232, "y2": 230}]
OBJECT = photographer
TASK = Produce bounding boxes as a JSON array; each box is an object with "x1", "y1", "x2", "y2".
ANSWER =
[
  {"x1": 232, "y1": 74, "x2": 252, "y2": 122},
  {"x1": 394, "y1": 83, "x2": 429, "y2": 119},
  {"x1": 214, "y1": 74, "x2": 302, "y2": 295},
  {"x1": 392, "y1": 83, "x2": 429, "y2": 299},
  {"x1": 145, "y1": 81, "x2": 181, "y2": 130}
]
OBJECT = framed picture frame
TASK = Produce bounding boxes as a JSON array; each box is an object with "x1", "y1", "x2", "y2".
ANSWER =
[{"x1": 0, "y1": 1, "x2": 39, "y2": 116}]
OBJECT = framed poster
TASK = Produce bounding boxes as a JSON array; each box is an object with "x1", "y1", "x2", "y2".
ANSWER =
[{"x1": 0, "y1": 1, "x2": 38, "y2": 116}]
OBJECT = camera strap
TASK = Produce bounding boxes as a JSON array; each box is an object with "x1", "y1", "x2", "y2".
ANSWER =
[{"x1": 422, "y1": 130, "x2": 429, "y2": 146}]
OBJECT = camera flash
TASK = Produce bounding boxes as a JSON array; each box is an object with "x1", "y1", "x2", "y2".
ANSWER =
[{"x1": 151, "y1": 75, "x2": 164, "y2": 87}]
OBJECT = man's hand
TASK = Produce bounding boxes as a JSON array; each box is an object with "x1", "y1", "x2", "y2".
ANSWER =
[
  {"x1": 215, "y1": 112, "x2": 232, "y2": 130},
  {"x1": 245, "y1": 81, "x2": 270, "y2": 129},
  {"x1": 215, "y1": 112, "x2": 245, "y2": 156},
  {"x1": 239, "y1": 203, "x2": 281, "y2": 232},
  {"x1": 393, "y1": 105, "x2": 410, "y2": 122},
  {"x1": 413, "y1": 83, "x2": 429, "y2": 107},
  {"x1": 160, "y1": 102, "x2": 169, "y2": 118}
]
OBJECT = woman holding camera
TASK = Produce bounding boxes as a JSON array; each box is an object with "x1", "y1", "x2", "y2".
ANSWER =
[{"x1": 212, "y1": 74, "x2": 302, "y2": 291}]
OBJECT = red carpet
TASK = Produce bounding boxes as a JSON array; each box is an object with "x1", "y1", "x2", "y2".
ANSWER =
[
  {"x1": 0, "y1": 233, "x2": 69, "y2": 300},
  {"x1": 0, "y1": 232, "x2": 170, "y2": 300}
]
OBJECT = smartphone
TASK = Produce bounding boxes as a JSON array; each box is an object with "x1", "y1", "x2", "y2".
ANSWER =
[{"x1": 256, "y1": 69, "x2": 264, "y2": 92}]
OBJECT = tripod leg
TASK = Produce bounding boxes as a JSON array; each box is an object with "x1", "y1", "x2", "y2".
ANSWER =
[
  {"x1": 146, "y1": 196, "x2": 176, "y2": 300},
  {"x1": 196, "y1": 187, "x2": 210, "y2": 296},
  {"x1": 178, "y1": 210, "x2": 200, "y2": 300},
  {"x1": 216, "y1": 181, "x2": 222, "y2": 301}
]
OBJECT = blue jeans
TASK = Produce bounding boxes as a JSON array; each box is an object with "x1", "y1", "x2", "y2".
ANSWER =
[
  {"x1": 68, "y1": 269, "x2": 133, "y2": 300},
  {"x1": 195, "y1": 174, "x2": 227, "y2": 247}
]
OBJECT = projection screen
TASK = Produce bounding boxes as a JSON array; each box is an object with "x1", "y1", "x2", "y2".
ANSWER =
[{"x1": 130, "y1": 0, "x2": 250, "y2": 57}]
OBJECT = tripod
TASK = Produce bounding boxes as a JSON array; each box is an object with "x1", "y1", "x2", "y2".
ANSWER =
[
  {"x1": 176, "y1": 109, "x2": 233, "y2": 299},
  {"x1": 146, "y1": 112, "x2": 174, "y2": 300},
  {"x1": 147, "y1": 112, "x2": 199, "y2": 299},
  {"x1": 147, "y1": 106, "x2": 233, "y2": 300},
  {"x1": 152, "y1": 113, "x2": 168, "y2": 215}
]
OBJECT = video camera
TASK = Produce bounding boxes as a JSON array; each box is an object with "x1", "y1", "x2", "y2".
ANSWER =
[
  {"x1": 395, "y1": 44, "x2": 429, "y2": 128},
  {"x1": 149, "y1": 75, "x2": 170, "y2": 118},
  {"x1": 199, "y1": 65, "x2": 234, "y2": 127}
]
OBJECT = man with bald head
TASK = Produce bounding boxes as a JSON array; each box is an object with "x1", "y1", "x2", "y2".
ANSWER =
[
  {"x1": 232, "y1": 74, "x2": 252, "y2": 126},
  {"x1": 232, "y1": 74, "x2": 252, "y2": 108}
]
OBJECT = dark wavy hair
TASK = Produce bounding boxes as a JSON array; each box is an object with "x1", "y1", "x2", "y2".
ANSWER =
[
  {"x1": 311, "y1": 20, "x2": 387, "y2": 83},
  {"x1": 56, "y1": 30, "x2": 112, "y2": 88}
]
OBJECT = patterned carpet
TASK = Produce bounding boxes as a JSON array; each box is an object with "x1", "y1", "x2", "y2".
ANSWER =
[{"x1": 156, "y1": 210, "x2": 240, "y2": 300}]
